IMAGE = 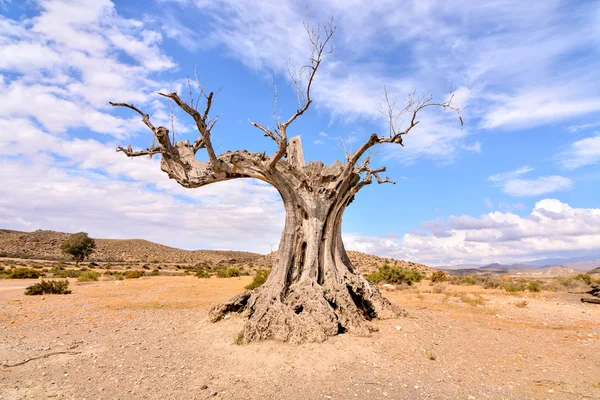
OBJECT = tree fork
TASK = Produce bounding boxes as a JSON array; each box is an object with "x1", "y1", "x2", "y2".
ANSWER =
[{"x1": 110, "y1": 16, "x2": 460, "y2": 343}]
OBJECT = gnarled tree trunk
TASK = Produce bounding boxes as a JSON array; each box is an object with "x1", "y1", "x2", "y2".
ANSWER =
[
  {"x1": 110, "y1": 18, "x2": 460, "y2": 343},
  {"x1": 208, "y1": 154, "x2": 401, "y2": 343}
]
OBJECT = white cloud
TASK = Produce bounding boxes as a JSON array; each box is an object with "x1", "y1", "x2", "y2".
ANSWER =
[
  {"x1": 482, "y1": 90, "x2": 600, "y2": 129},
  {"x1": 488, "y1": 166, "x2": 572, "y2": 197},
  {"x1": 346, "y1": 199, "x2": 600, "y2": 266},
  {"x1": 501, "y1": 176, "x2": 572, "y2": 197},
  {"x1": 566, "y1": 121, "x2": 600, "y2": 133},
  {"x1": 0, "y1": 157, "x2": 284, "y2": 252},
  {"x1": 558, "y1": 135, "x2": 600, "y2": 170},
  {"x1": 0, "y1": 1, "x2": 284, "y2": 253},
  {"x1": 313, "y1": 140, "x2": 324, "y2": 145}
]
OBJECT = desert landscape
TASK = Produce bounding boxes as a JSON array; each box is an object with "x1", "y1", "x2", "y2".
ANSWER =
[
  {"x1": 3, "y1": 1, "x2": 600, "y2": 399},
  {"x1": 1, "y1": 230, "x2": 599, "y2": 399}
]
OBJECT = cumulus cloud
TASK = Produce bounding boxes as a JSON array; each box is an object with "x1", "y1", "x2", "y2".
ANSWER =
[
  {"x1": 345, "y1": 199, "x2": 600, "y2": 266},
  {"x1": 488, "y1": 166, "x2": 572, "y2": 197},
  {"x1": 0, "y1": 1, "x2": 284, "y2": 253},
  {"x1": 0, "y1": 157, "x2": 284, "y2": 252}
]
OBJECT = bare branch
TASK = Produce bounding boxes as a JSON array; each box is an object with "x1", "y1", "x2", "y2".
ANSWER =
[
  {"x1": 158, "y1": 91, "x2": 219, "y2": 167},
  {"x1": 345, "y1": 90, "x2": 463, "y2": 173},
  {"x1": 249, "y1": 119, "x2": 278, "y2": 143},
  {"x1": 109, "y1": 102, "x2": 156, "y2": 134},
  {"x1": 280, "y1": 17, "x2": 335, "y2": 130},
  {"x1": 263, "y1": 17, "x2": 335, "y2": 170},
  {"x1": 116, "y1": 145, "x2": 163, "y2": 158}
]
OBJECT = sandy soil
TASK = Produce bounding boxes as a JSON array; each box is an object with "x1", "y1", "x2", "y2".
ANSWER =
[{"x1": 1, "y1": 276, "x2": 599, "y2": 400}]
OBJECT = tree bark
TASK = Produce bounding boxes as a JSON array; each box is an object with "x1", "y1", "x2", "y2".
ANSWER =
[
  {"x1": 110, "y1": 16, "x2": 462, "y2": 343},
  {"x1": 208, "y1": 157, "x2": 403, "y2": 343}
]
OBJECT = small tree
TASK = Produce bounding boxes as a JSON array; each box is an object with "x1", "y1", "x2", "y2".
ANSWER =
[{"x1": 60, "y1": 232, "x2": 95, "y2": 266}]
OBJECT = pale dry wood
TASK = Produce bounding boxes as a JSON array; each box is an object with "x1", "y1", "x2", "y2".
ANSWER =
[{"x1": 109, "y1": 17, "x2": 460, "y2": 343}]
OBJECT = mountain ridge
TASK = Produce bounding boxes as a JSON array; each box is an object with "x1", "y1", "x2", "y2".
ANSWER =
[{"x1": 0, "y1": 229, "x2": 434, "y2": 274}]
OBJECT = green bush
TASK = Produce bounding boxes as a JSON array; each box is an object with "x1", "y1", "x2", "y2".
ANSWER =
[
  {"x1": 195, "y1": 270, "x2": 211, "y2": 279},
  {"x1": 25, "y1": 280, "x2": 71, "y2": 295},
  {"x1": 574, "y1": 274, "x2": 592, "y2": 285},
  {"x1": 527, "y1": 281, "x2": 542, "y2": 292},
  {"x1": 216, "y1": 267, "x2": 245, "y2": 278},
  {"x1": 125, "y1": 270, "x2": 144, "y2": 279},
  {"x1": 104, "y1": 271, "x2": 124, "y2": 280},
  {"x1": 8, "y1": 267, "x2": 40, "y2": 279},
  {"x1": 52, "y1": 269, "x2": 82, "y2": 278},
  {"x1": 449, "y1": 275, "x2": 478, "y2": 285},
  {"x1": 365, "y1": 263, "x2": 423, "y2": 286},
  {"x1": 78, "y1": 270, "x2": 100, "y2": 282},
  {"x1": 482, "y1": 277, "x2": 502, "y2": 289},
  {"x1": 502, "y1": 280, "x2": 525, "y2": 293},
  {"x1": 245, "y1": 269, "x2": 270, "y2": 290},
  {"x1": 430, "y1": 270, "x2": 448, "y2": 283}
]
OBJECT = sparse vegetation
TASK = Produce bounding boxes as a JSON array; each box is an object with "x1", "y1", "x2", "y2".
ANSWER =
[
  {"x1": 459, "y1": 293, "x2": 485, "y2": 306},
  {"x1": 426, "y1": 349, "x2": 437, "y2": 360},
  {"x1": 432, "y1": 284, "x2": 446, "y2": 294},
  {"x1": 365, "y1": 263, "x2": 423, "y2": 286},
  {"x1": 60, "y1": 232, "x2": 95, "y2": 266},
  {"x1": 125, "y1": 270, "x2": 144, "y2": 279},
  {"x1": 78, "y1": 270, "x2": 100, "y2": 282},
  {"x1": 104, "y1": 271, "x2": 124, "y2": 280},
  {"x1": 24, "y1": 279, "x2": 71, "y2": 295},
  {"x1": 6, "y1": 267, "x2": 41, "y2": 279},
  {"x1": 245, "y1": 269, "x2": 270, "y2": 290},
  {"x1": 195, "y1": 270, "x2": 211, "y2": 279},
  {"x1": 515, "y1": 300, "x2": 528, "y2": 308},
  {"x1": 150, "y1": 269, "x2": 160, "y2": 276},
  {"x1": 234, "y1": 331, "x2": 246, "y2": 345},
  {"x1": 52, "y1": 268, "x2": 82, "y2": 278},
  {"x1": 216, "y1": 267, "x2": 246, "y2": 278},
  {"x1": 450, "y1": 275, "x2": 477, "y2": 285},
  {"x1": 502, "y1": 280, "x2": 525, "y2": 293},
  {"x1": 430, "y1": 270, "x2": 448, "y2": 283},
  {"x1": 527, "y1": 281, "x2": 542, "y2": 292}
]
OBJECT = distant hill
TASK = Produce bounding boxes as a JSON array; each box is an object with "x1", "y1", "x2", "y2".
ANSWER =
[
  {"x1": 442, "y1": 255, "x2": 600, "y2": 274},
  {"x1": 0, "y1": 229, "x2": 434, "y2": 274},
  {"x1": 523, "y1": 255, "x2": 600, "y2": 269},
  {"x1": 447, "y1": 263, "x2": 583, "y2": 278},
  {"x1": 588, "y1": 267, "x2": 600, "y2": 275}
]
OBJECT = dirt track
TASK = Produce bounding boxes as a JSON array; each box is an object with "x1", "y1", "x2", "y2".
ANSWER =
[{"x1": 1, "y1": 276, "x2": 599, "y2": 399}]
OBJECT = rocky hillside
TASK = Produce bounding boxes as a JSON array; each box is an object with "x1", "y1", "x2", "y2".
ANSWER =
[
  {"x1": 0, "y1": 229, "x2": 260, "y2": 265},
  {"x1": 0, "y1": 229, "x2": 434, "y2": 274},
  {"x1": 246, "y1": 250, "x2": 434, "y2": 274}
]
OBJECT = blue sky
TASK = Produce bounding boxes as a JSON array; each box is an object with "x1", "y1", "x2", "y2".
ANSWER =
[{"x1": 1, "y1": 0, "x2": 599, "y2": 266}]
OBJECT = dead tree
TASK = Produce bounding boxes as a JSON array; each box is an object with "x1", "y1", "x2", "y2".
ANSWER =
[{"x1": 110, "y1": 20, "x2": 461, "y2": 343}]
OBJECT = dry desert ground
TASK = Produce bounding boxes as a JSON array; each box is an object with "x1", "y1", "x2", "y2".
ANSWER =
[{"x1": 1, "y1": 275, "x2": 599, "y2": 399}]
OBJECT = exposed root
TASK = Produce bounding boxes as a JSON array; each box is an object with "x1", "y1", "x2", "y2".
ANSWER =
[
  {"x1": 1, "y1": 351, "x2": 81, "y2": 368},
  {"x1": 208, "y1": 277, "x2": 404, "y2": 344},
  {"x1": 208, "y1": 291, "x2": 252, "y2": 322}
]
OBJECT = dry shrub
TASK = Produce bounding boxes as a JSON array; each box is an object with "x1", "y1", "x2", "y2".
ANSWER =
[
  {"x1": 25, "y1": 279, "x2": 71, "y2": 295},
  {"x1": 430, "y1": 270, "x2": 448, "y2": 283},
  {"x1": 78, "y1": 270, "x2": 100, "y2": 282},
  {"x1": 432, "y1": 284, "x2": 446, "y2": 294},
  {"x1": 125, "y1": 270, "x2": 144, "y2": 279}
]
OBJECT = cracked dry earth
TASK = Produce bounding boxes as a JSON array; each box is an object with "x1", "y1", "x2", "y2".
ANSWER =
[{"x1": 1, "y1": 276, "x2": 599, "y2": 399}]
